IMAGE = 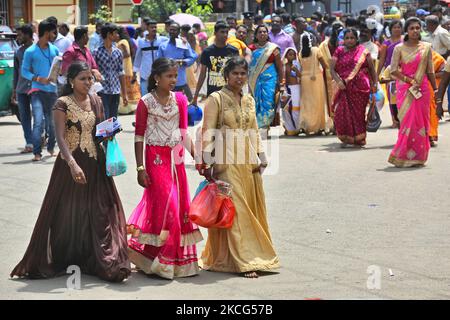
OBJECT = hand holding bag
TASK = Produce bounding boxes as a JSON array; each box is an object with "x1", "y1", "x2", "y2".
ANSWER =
[{"x1": 189, "y1": 179, "x2": 235, "y2": 229}]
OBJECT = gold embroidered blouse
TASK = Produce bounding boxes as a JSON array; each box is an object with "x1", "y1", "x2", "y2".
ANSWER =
[{"x1": 54, "y1": 96, "x2": 98, "y2": 160}]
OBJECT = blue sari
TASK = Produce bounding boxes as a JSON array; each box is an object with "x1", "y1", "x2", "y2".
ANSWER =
[{"x1": 249, "y1": 43, "x2": 279, "y2": 128}]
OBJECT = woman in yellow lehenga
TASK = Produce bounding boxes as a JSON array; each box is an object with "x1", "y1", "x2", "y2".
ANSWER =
[
  {"x1": 197, "y1": 56, "x2": 280, "y2": 278},
  {"x1": 117, "y1": 27, "x2": 141, "y2": 114}
]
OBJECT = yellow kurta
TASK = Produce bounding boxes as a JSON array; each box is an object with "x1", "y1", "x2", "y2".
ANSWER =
[
  {"x1": 200, "y1": 87, "x2": 280, "y2": 273},
  {"x1": 299, "y1": 47, "x2": 329, "y2": 134}
]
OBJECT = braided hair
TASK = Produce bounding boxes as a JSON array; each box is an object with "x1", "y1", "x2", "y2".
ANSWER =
[{"x1": 301, "y1": 32, "x2": 313, "y2": 58}]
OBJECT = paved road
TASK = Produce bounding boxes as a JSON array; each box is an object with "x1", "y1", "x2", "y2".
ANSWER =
[{"x1": 1, "y1": 105, "x2": 450, "y2": 300}]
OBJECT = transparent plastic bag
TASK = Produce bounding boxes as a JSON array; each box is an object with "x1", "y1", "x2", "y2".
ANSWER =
[{"x1": 106, "y1": 137, "x2": 127, "y2": 176}]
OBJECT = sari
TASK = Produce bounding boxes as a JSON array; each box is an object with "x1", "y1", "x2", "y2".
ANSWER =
[
  {"x1": 429, "y1": 51, "x2": 445, "y2": 142},
  {"x1": 118, "y1": 39, "x2": 140, "y2": 115},
  {"x1": 382, "y1": 39, "x2": 402, "y2": 121},
  {"x1": 318, "y1": 39, "x2": 338, "y2": 119},
  {"x1": 249, "y1": 43, "x2": 279, "y2": 129},
  {"x1": 332, "y1": 45, "x2": 371, "y2": 145},
  {"x1": 388, "y1": 43, "x2": 434, "y2": 167}
]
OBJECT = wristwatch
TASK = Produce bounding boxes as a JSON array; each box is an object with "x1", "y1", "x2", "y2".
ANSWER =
[{"x1": 136, "y1": 165, "x2": 145, "y2": 172}]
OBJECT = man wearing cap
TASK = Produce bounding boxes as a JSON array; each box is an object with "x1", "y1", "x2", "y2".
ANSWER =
[
  {"x1": 417, "y1": 9, "x2": 430, "y2": 22},
  {"x1": 425, "y1": 15, "x2": 450, "y2": 59},
  {"x1": 243, "y1": 11, "x2": 255, "y2": 45}
]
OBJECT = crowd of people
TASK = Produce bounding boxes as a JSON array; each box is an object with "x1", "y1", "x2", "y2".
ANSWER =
[{"x1": 9, "y1": 4, "x2": 450, "y2": 282}]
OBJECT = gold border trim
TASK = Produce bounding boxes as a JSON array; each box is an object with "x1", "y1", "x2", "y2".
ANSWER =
[
  {"x1": 128, "y1": 225, "x2": 203, "y2": 247},
  {"x1": 128, "y1": 248, "x2": 199, "y2": 279},
  {"x1": 388, "y1": 155, "x2": 426, "y2": 168}
]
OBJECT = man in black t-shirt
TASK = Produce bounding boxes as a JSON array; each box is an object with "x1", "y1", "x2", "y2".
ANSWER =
[{"x1": 191, "y1": 21, "x2": 239, "y2": 105}]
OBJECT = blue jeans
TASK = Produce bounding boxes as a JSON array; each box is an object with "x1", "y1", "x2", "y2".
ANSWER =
[
  {"x1": 99, "y1": 93, "x2": 120, "y2": 119},
  {"x1": 31, "y1": 91, "x2": 57, "y2": 156},
  {"x1": 447, "y1": 85, "x2": 450, "y2": 112},
  {"x1": 140, "y1": 78, "x2": 148, "y2": 97},
  {"x1": 17, "y1": 93, "x2": 33, "y2": 148}
]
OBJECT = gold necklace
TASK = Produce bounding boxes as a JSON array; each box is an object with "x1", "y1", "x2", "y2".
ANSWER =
[{"x1": 71, "y1": 95, "x2": 91, "y2": 112}]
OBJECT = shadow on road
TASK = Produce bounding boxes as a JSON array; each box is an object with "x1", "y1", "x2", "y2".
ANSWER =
[
  {"x1": 0, "y1": 122, "x2": 20, "y2": 126},
  {"x1": 376, "y1": 166, "x2": 429, "y2": 172},
  {"x1": 9, "y1": 268, "x2": 250, "y2": 296}
]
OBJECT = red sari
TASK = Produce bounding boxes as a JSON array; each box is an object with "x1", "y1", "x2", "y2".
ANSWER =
[{"x1": 332, "y1": 45, "x2": 371, "y2": 145}]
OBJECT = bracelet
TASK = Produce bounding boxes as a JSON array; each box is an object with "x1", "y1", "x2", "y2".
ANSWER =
[
  {"x1": 136, "y1": 165, "x2": 145, "y2": 172},
  {"x1": 436, "y1": 99, "x2": 443, "y2": 103}
]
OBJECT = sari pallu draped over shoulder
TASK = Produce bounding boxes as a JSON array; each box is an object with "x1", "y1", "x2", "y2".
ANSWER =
[
  {"x1": 388, "y1": 43, "x2": 433, "y2": 167},
  {"x1": 332, "y1": 45, "x2": 371, "y2": 145},
  {"x1": 249, "y1": 43, "x2": 279, "y2": 129}
]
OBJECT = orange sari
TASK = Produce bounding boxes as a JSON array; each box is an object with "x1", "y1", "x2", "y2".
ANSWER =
[{"x1": 429, "y1": 51, "x2": 445, "y2": 142}]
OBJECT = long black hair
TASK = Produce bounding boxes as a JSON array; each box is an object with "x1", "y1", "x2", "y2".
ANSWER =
[
  {"x1": 301, "y1": 32, "x2": 313, "y2": 58},
  {"x1": 330, "y1": 22, "x2": 344, "y2": 48},
  {"x1": 223, "y1": 56, "x2": 248, "y2": 82},
  {"x1": 60, "y1": 61, "x2": 91, "y2": 97},
  {"x1": 253, "y1": 24, "x2": 269, "y2": 44},
  {"x1": 404, "y1": 17, "x2": 422, "y2": 42},
  {"x1": 147, "y1": 58, "x2": 178, "y2": 93}
]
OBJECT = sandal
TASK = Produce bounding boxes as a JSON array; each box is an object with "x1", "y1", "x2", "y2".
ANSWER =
[
  {"x1": 32, "y1": 154, "x2": 42, "y2": 162},
  {"x1": 20, "y1": 147, "x2": 33, "y2": 154}
]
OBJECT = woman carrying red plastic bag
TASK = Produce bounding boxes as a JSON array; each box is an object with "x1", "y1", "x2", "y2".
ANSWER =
[{"x1": 196, "y1": 57, "x2": 280, "y2": 279}]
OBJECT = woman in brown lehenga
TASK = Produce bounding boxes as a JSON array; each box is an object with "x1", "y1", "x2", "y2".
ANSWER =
[{"x1": 10, "y1": 62, "x2": 131, "y2": 282}]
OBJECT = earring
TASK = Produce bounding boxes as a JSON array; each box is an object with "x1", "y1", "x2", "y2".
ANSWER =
[{"x1": 156, "y1": 80, "x2": 159, "y2": 87}]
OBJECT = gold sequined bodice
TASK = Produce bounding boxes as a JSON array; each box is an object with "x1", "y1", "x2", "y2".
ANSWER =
[{"x1": 60, "y1": 96, "x2": 98, "y2": 160}]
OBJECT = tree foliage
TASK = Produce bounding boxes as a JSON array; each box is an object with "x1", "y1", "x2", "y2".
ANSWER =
[
  {"x1": 131, "y1": 0, "x2": 177, "y2": 23},
  {"x1": 89, "y1": 5, "x2": 116, "y2": 23},
  {"x1": 177, "y1": 0, "x2": 214, "y2": 21}
]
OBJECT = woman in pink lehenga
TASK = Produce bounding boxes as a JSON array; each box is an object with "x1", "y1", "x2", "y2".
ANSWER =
[
  {"x1": 127, "y1": 58, "x2": 203, "y2": 279},
  {"x1": 330, "y1": 28, "x2": 378, "y2": 147},
  {"x1": 389, "y1": 17, "x2": 437, "y2": 168}
]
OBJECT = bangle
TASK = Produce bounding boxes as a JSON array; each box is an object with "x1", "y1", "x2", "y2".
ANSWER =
[{"x1": 136, "y1": 165, "x2": 145, "y2": 172}]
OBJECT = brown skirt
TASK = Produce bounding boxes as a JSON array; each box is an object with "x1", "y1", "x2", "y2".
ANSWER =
[{"x1": 10, "y1": 147, "x2": 131, "y2": 282}]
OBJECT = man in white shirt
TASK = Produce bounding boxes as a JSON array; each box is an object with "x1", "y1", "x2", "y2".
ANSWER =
[
  {"x1": 359, "y1": 24, "x2": 379, "y2": 60},
  {"x1": 425, "y1": 15, "x2": 450, "y2": 59},
  {"x1": 46, "y1": 16, "x2": 72, "y2": 54},
  {"x1": 59, "y1": 23, "x2": 75, "y2": 43}
]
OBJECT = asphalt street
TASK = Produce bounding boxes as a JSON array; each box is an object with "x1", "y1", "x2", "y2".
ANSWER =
[{"x1": 1, "y1": 103, "x2": 450, "y2": 300}]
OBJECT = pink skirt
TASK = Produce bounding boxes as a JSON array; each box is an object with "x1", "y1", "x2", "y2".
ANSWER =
[{"x1": 127, "y1": 145, "x2": 203, "y2": 279}]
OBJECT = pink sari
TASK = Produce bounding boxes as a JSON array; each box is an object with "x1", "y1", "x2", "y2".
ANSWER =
[
  {"x1": 332, "y1": 45, "x2": 371, "y2": 145},
  {"x1": 388, "y1": 44, "x2": 432, "y2": 167},
  {"x1": 127, "y1": 92, "x2": 203, "y2": 279}
]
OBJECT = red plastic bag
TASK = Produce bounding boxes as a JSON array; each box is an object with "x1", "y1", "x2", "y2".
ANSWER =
[{"x1": 189, "y1": 181, "x2": 235, "y2": 228}]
